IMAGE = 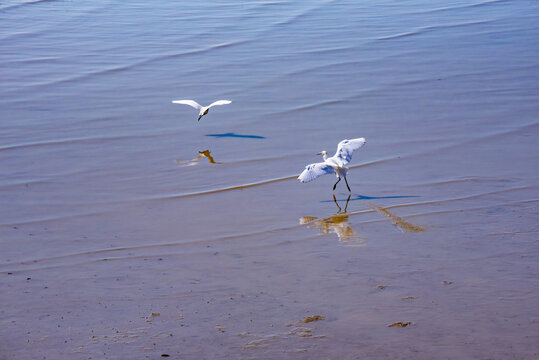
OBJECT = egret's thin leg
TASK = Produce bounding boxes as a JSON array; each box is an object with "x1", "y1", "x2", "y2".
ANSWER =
[
  {"x1": 333, "y1": 177, "x2": 341, "y2": 190},
  {"x1": 344, "y1": 194, "x2": 351, "y2": 212},
  {"x1": 333, "y1": 194, "x2": 341, "y2": 212},
  {"x1": 344, "y1": 176, "x2": 351, "y2": 192}
]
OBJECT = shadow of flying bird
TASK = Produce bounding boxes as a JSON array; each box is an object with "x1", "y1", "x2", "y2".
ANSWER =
[{"x1": 206, "y1": 133, "x2": 266, "y2": 139}]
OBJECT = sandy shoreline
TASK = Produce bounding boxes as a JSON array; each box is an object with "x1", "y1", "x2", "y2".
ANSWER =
[{"x1": 1, "y1": 0, "x2": 538, "y2": 358}]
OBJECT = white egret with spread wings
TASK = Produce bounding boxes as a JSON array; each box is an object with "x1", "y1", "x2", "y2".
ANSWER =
[
  {"x1": 172, "y1": 99, "x2": 231, "y2": 121},
  {"x1": 298, "y1": 138, "x2": 366, "y2": 192}
]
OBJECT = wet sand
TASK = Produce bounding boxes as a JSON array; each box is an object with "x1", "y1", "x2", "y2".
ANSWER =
[{"x1": 1, "y1": 0, "x2": 538, "y2": 359}]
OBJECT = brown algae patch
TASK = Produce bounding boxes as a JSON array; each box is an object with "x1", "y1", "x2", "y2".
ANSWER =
[
  {"x1": 289, "y1": 327, "x2": 313, "y2": 337},
  {"x1": 242, "y1": 334, "x2": 280, "y2": 349},
  {"x1": 387, "y1": 321, "x2": 414, "y2": 328},
  {"x1": 215, "y1": 326, "x2": 226, "y2": 333},
  {"x1": 301, "y1": 315, "x2": 325, "y2": 323},
  {"x1": 369, "y1": 204, "x2": 425, "y2": 232}
]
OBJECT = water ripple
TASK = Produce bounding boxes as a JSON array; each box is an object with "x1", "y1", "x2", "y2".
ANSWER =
[
  {"x1": 407, "y1": 0, "x2": 511, "y2": 15},
  {"x1": 0, "y1": 0, "x2": 58, "y2": 12},
  {"x1": 379, "y1": 19, "x2": 496, "y2": 40},
  {"x1": 0, "y1": 134, "x2": 153, "y2": 152},
  {"x1": 18, "y1": 39, "x2": 254, "y2": 90}
]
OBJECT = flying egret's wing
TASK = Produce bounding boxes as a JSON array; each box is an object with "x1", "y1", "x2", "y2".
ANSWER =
[
  {"x1": 298, "y1": 162, "x2": 335, "y2": 183},
  {"x1": 172, "y1": 100, "x2": 202, "y2": 110},
  {"x1": 334, "y1": 138, "x2": 366, "y2": 164},
  {"x1": 208, "y1": 100, "x2": 232, "y2": 108}
]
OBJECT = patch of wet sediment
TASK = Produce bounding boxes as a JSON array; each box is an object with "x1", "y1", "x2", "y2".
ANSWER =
[{"x1": 0, "y1": 224, "x2": 324, "y2": 273}]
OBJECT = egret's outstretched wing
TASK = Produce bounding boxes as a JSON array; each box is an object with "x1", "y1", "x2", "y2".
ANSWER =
[
  {"x1": 298, "y1": 162, "x2": 335, "y2": 183},
  {"x1": 172, "y1": 100, "x2": 202, "y2": 110},
  {"x1": 334, "y1": 137, "x2": 366, "y2": 164},
  {"x1": 208, "y1": 100, "x2": 232, "y2": 108}
]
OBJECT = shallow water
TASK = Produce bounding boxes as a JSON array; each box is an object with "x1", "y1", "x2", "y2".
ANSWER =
[{"x1": 1, "y1": 0, "x2": 538, "y2": 359}]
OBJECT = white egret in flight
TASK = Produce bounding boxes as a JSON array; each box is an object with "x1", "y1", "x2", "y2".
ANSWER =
[
  {"x1": 298, "y1": 138, "x2": 366, "y2": 192},
  {"x1": 172, "y1": 99, "x2": 231, "y2": 121}
]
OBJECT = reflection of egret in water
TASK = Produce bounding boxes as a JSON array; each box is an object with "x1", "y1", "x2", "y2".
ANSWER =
[
  {"x1": 300, "y1": 195, "x2": 366, "y2": 246},
  {"x1": 175, "y1": 149, "x2": 222, "y2": 166},
  {"x1": 321, "y1": 194, "x2": 424, "y2": 232},
  {"x1": 301, "y1": 194, "x2": 425, "y2": 244}
]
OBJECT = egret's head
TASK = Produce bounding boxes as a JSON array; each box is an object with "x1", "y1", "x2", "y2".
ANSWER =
[{"x1": 317, "y1": 151, "x2": 327, "y2": 156}]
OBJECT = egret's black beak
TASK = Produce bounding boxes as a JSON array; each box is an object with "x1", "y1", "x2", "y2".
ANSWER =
[{"x1": 198, "y1": 115, "x2": 202, "y2": 121}]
